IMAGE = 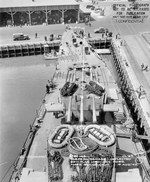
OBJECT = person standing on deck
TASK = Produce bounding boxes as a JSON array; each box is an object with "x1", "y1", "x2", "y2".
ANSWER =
[{"x1": 46, "y1": 84, "x2": 50, "y2": 94}]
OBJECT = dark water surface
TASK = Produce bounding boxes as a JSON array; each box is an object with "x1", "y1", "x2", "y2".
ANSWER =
[{"x1": 0, "y1": 56, "x2": 55, "y2": 181}]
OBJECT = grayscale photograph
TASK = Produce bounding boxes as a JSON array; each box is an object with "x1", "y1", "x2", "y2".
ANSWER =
[{"x1": 0, "y1": 0, "x2": 150, "y2": 182}]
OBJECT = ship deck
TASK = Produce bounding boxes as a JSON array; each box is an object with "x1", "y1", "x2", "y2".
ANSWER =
[{"x1": 18, "y1": 27, "x2": 150, "y2": 182}]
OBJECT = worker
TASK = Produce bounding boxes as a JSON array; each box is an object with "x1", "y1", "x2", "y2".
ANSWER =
[
  {"x1": 29, "y1": 124, "x2": 33, "y2": 132},
  {"x1": 136, "y1": 85, "x2": 146, "y2": 99},
  {"x1": 21, "y1": 147, "x2": 26, "y2": 155},
  {"x1": 141, "y1": 63, "x2": 144, "y2": 71},
  {"x1": 144, "y1": 65, "x2": 149, "y2": 72},
  {"x1": 122, "y1": 117, "x2": 135, "y2": 132},
  {"x1": 120, "y1": 40, "x2": 123, "y2": 46},
  {"x1": 46, "y1": 84, "x2": 50, "y2": 94},
  {"x1": 48, "y1": 79, "x2": 52, "y2": 86},
  {"x1": 44, "y1": 36, "x2": 47, "y2": 41},
  {"x1": 131, "y1": 130, "x2": 137, "y2": 142}
]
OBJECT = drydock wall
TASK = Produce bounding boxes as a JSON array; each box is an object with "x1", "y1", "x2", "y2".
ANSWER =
[
  {"x1": 0, "y1": 39, "x2": 111, "y2": 58},
  {"x1": 110, "y1": 38, "x2": 150, "y2": 139},
  {"x1": 88, "y1": 38, "x2": 111, "y2": 49},
  {"x1": 0, "y1": 41, "x2": 60, "y2": 58}
]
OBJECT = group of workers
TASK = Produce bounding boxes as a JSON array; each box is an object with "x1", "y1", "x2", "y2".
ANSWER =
[
  {"x1": 136, "y1": 85, "x2": 146, "y2": 99},
  {"x1": 46, "y1": 79, "x2": 54, "y2": 94},
  {"x1": 141, "y1": 63, "x2": 149, "y2": 72}
]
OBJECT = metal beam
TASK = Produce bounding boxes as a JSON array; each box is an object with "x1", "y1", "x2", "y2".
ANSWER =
[
  {"x1": 67, "y1": 96, "x2": 72, "y2": 123},
  {"x1": 80, "y1": 95, "x2": 84, "y2": 124},
  {"x1": 92, "y1": 96, "x2": 97, "y2": 123}
]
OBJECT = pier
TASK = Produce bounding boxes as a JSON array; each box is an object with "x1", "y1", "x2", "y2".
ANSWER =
[
  {"x1": 0, "y1": 41, "x2": 60, "y2": 58},
  {"x1": 0, "y1": 38, "x2": 112, "y2": 58}
]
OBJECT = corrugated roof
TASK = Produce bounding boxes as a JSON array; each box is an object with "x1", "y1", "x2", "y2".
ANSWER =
[{"x1": 0, "y1": 0, "x2": 79, "y2": 8}]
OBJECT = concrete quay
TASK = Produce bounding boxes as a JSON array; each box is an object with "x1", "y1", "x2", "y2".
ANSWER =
[
  {"x1": 111, "y1": 36, "x2": 150, "y2": 137},
  {"x1": 142, "y1": 32, "x2": 150, "y2": 46},
  {"x1": 0, "y1": 35, "x2": 111, "y2": 58},
  {"x1": 123, "y1": 34, "x2": 150, "y2": 102}
]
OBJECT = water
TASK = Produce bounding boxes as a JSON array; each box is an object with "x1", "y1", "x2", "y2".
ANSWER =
[{"x1": 0, "y1": 56, "x2": 56, "y2": 181}]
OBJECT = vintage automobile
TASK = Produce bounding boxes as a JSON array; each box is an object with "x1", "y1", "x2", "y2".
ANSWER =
[
  {"x1": 94, "y1": 27, "x2": 109, "y2": 34},
  {"x1": 13, "y1": 33, "x2": 30, "y2": 41},
  {"x1": 86, "y1": 5, "x2": 94, "y2": 9}
]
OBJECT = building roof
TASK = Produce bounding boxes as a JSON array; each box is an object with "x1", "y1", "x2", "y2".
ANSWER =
[{"x1": 0, "y1": 0, "x2": 79, "y2": 8}]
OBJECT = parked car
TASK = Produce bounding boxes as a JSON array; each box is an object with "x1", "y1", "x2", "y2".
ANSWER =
[
  {"x1": 13, "y1": 33, "x2": 30, "y2": 41},
  {"x1": 94, "y1": 27, "x2": 109, "y2": 34},
  {"x1": 86, "y1": 5, "x2": 94, "y2": 9}
]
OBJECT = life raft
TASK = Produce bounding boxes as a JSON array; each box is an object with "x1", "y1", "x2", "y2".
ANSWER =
[
  {"x1": 84, "y1": 125, "x2": 115, "y2": 147},
  {"x1": 48, "y1": 124, "x2": 74, "y2": 148}
]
